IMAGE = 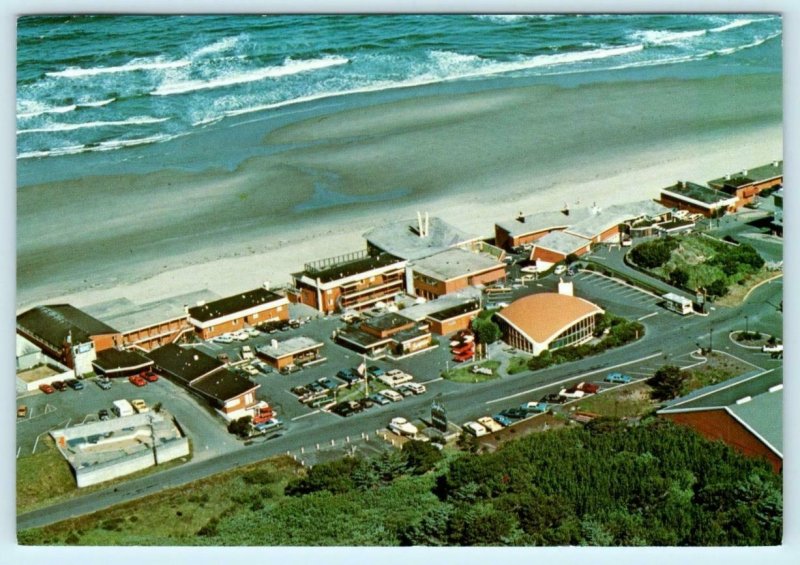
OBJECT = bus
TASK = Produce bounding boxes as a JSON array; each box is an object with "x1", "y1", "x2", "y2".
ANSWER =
[{"x1": 662, "y1": 293, "x2": 693, "y2": 315}]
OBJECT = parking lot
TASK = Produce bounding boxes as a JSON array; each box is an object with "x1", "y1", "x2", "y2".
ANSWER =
[{"x1": 571, "y1": 270, "x2": 665, "y2": 320}]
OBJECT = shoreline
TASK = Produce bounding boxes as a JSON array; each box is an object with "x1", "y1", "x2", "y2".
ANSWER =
[{"x1": 16, "y1": 73, "x2": 782, "y2": 311}]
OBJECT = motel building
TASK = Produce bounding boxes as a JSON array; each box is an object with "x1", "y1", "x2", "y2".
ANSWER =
[
  {"x1": 147, "y1": 343, "x2": 261, "y2": 419},
  {"x1": 494, "y1": 285, "x2": 604, "y2": 357},
  {"x1": 16, "y1": 304, "x2": 122, "y2": 375},
  {"x1": 256, "y1": 336, "x2": 325, "y2": 371},
  {"x1": 707, "y1": 160, "x2": 783, "y2": 209},
  {"x1": 91, "y1": 348, "x2": 154, "y2": 379},
  {"x1": 289, "y1": 250, "x2": 407, "y2": 314},
  {"x1": 400, "y1": 289, "x2": 483, "y2": 336},
  {"x1": 336, "y1": 312, "x2": 433, "y2": 359},
  {"x1": 660, "y1": 181, "x2": 739, "y2": 218},
  {"x1": 410, "y1": 247, "x2": 507, "y2": 300},
  {"x1": 187, "y1": 285, "x2": 289, "y2": 340}
]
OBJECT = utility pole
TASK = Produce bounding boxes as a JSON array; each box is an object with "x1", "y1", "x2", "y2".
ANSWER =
[
  {"x1": 745, "y1": 316, "x2": 749, "y2": 337},
  {"x1": 709, "y1": 324, "x2": 713, "y2": 354}
]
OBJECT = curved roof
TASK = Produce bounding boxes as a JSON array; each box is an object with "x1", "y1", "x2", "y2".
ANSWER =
[{"x1": 496, "y1": 293, "x2": 603, "y2": 345}]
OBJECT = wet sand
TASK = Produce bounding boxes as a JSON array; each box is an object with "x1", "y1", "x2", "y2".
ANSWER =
[{"x1": 16, "y1": 73, "x2": 782, "y2": 310}]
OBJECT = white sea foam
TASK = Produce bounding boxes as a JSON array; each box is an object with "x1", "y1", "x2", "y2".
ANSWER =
[
  {"x1": 191, "y1": 35, "x2": 245, "y2": 58},
  {"x1": 631, "y1": 29, "x2": 707, "y2": 46},
  {"x1": 709, "y1": 19, "x2": 755, "y2": 33},
  {"x1": 151, "y1": 56, "x2": 350, "y2": 96},
  {"x1": 46, "y1": 59, "x2": 190, "y2": 78},
  {"x1": 17, "y1": 104, "x2": 77, "y2": 119},
  {"x1": 714, "y1": 31, "x2": 782, "y2": 55},
  {"x1": 17, "y1": 116, "x2": 169, "y2": 134},
  {"x1": 17, "y1": 132, "x2": 186, "y2": 159},
  {"x1": 473, "y1": 15, "x2": 560, "y2": 24},
  {"x1": 79, "y1": 98, "x2": 116, "y2": 107}
]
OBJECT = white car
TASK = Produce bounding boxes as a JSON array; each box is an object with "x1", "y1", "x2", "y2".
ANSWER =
[
  {"x1": 234, "y1": 330, "x2": 249, "y2": 341},
  {"x1": 388, "y1": 417, "x2": 418, "y2": 437},
  {"x1": 554, "y1": 265, "x2": 567, "y2": 275},
  {"x1": 379, "y1": 389, "x2": 404, "y2": 402},
  {"x1": 214, "y1": 334, "x2": 234, "y2": 344},
  {"x1": 400, "y1": 382, "x2": 426, "y2": 395},
  {"x1": 130, "y1": 399, "x2": 149, "y2": 414},
  {"x1": 520, "y1": 265, "x2": 539, "y2": 274},
  {"x1": 477, "y1": 416, "x2": 504, "y2": 433},
  {"x1": 247, "y1": 327, "x2": 261, "y2": 338},
  {"x1": 462, "y1": 421, "x2": 488, "y2": 437},
  {"x1": 242, "y1": 364, "x2": 259, "y2": 376},
  {"x1": 762, "y1": 344, "x2": 783, "y2": 353},
  {"x1": 558, "y1": 388, "x2": 585, "y2": 399},
  {"x1": 240, "y1": 345, "x2": 255, "y2": 360}
]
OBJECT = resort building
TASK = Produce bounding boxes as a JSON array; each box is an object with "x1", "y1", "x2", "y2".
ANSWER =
[
  {"x1": 91, "y1": 348, "x2": 154, "y2": 379},
  {"x1": 708, "y1": 160, "x2": 783, "y2": 208},
  {"x1": 335, "y1": 312, "x2": 433, "y2": 358},
  {"x1": 147, "y1": 344, "x2": 260, "y2": 417},
  {"x1": 364, "y1": 213, "x2": 479, "y2": 261},
  {"x1": 410, "y1": 247, "x2": 506, "y2": 299},
  {"x1": 187, "y1": 285, "x2": 289, "y2": 340},
  {"x1": 495, "y1": 292, "x2": 604, "y2": 356},
  {"x1": 530, "y1": 231, "x2": 593, "y2": 265},
  {"x1": 289, "y1": 250, "x2": 407, "y2": 313},
  {"x1": 660, "y1": 181, "x2": 738, "y2": 218},
  {"x1": 401, "y1": 288, "x2": 482, "y2": 335},
  {"x1": 16, "y1": 304, "x2": 122, "y2": 375},
  {"x1": 256, "y1": 336, "x2": 325, "y2": 370},
  {"x1": 84, "y1": 290, "x2": 220, "y2": 351},
  {"x1": 658, "y1": 368, "x2": 783, "y2": 473}
]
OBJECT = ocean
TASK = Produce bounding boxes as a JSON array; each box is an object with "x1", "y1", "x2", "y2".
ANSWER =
[{"x1": 16, "y1": 14, "x2": 782, "y2": 186}]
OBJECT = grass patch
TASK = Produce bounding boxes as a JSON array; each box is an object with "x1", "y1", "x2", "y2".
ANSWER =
[
  {"x1": 506, "y1": 356, "x2": 530, "y2": 375},
  {"x1": 716, "y1": 271, "x2": 782, "y2": 307},
  {"x1": 443, "y1": 360, "x2": 500, "y2": 383},
  {"x1": 17, "y1": 436, "x2": 193, "y2": 515},
  {"x1": 18, "y1": 456, "x2": 301, "y2": 546},
  {"x1": 682, "y1": 352, "x2": 754, "y2": 393},
  {"x1": 573, "y1": 383, "x2": 657, "y2": 419}
]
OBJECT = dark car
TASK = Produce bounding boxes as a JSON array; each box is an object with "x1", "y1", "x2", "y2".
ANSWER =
[
  {"x1": 499, "y1": 407, "x2": 528, "y2": 420},
  {"x1": 367, "y1": 366, "x2": 385, "y2": 377},
  {"x1": 291, "y1": 385, "x2": 310, "y2": 396},
  {"x1": 317, "y1": 377, "x2": 339, "y2": 391},
  {"x1": 67, "y1": 379, "x2": 85, "y2": 390},
  {"x1": 51, "y1": 380, "x2": 67, "y2": 391},
  {"x1": 39, "y1": 383, "x2": 55, "y2": 394},
  {"x1": 96, "y1": 378, "x2": 112, "y2": 390},
  {"x1": 541, "y1": 393, "x2": 567, "y2": 404},
  {"x1": 359, "y1": 397, "x2": 375, "y2": 410},
  {"x1": 370, "y1": 393, "x2": 391, "y2": 406},
  {"x1": 98, "y1": 409, "x2": 110, "y2": 421},
  {"x1": 331, "y1": 401, "x2": 363, "y2": 417}
]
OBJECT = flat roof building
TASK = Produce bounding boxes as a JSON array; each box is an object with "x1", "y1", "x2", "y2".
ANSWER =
[
  {"x1": 658, "y1": 368, "x2": 783, "y2": 473},
  {"x1": 289, "y1": 250, "x2": 407, "y2": 314},
  {"x1": 256, "y1": 336, "x2": 325, "y2": 370},
  {"x1": 708, "y1": 160, "x2": 783, "y2": 208},
  {"x1": 147, "y1": 344, "x2": 260, "y2": 416},
  {"x1": 364, "y1": 214, "x2": 478, "y2": 261},
  {"x1": 410, "y1": 247, "x2": 506, "y2": 300},
  {"x1": 91, "y1": 348, "x2": 154, "y2": 378},
  {"x1": 335, "y1": 312, "x2": 433, "y2": 359},
  {"x1": 660, "y1": 181, "x2": 738, "y2": 218},
  {"x1": 495, "y1": 293, "x2": 604, "y2": 356},
  {"x1": 17, "y1": 304, "x2": 122, "y2": 375},
  {"x1": 401, "y1": 288, "x2": 482, "y2": 335},
  {"x1": 84, "y1": 289, "x2": 220, "y2": 351},
  {"x1": 187, "y1": 285, "x2": 289, "y2": 340},
  {"x1": 530, "y1": 231, "x2": 593, "y2": 264}
]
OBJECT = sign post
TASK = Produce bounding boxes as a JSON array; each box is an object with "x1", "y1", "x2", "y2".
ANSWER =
[{"x1": 431, "y1": 396, "x2": 448, "y2": 433}]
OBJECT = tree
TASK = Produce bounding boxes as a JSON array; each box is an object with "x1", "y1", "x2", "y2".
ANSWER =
[
  {"x1": 565, "y1": 253, "x2": 579, "y2": 265},
  {"x1": 472, "y1": 317, "x2": 501, "y2": 345},
  {"x1": 630, "y1": 238, "x2": 677, "y2": 269},
  {"x1": 647, "y1": 365, "x2": 688, "y2": 400},
  {"x1": 706, "y1": 278, "x2": 729, "y2": 298},
  {"x1": 284, "y1": 456, "x2": 360, "y2": 496},
  {"x1": 403, "y1": 440, "x2": 443, "y2": 474},
  {"x1": 669, "y1": 267, "x2": 689, "y2": 288},
  {"x1": 227, "y1": 416, "x2": 252, "y2": 438}
]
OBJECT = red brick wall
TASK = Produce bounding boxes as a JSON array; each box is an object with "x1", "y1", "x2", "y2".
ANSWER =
[
  {"x1": 662, "y1": 410, "x2": 781, "y2": 473},
  {"x1": 660, "y1": 195, "x2": 715, "y2": 217},
  {"x1": 197, "y1": 305, "x2": 289, "y2": 339},
  {"x1": 468, "y1": 265, "x2": 507, "y2": 287},
  {"x1": 431, "y1": 312, "x2": 477, "y2": 335},
  {"x1": 91, "y1": 333, "x2": 122, "y2": 352},
  {"x1": 532, "y1": 246, "x2": 567, "y2": 263}
]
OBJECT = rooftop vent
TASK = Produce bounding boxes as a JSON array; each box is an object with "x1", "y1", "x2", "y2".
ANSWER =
[
  {"x1": 735, "y1": 396, "x2": 752, "y2": 405},
  {"x1": 741, "y1": 169, "x2": 748, "y2": 176},
  {"x1": 193, "y1": 354, "x2": 199, "y2": 361},
  {"x1": 263, "y1": 281, "x2": 270, "y2": 291},
  {"x1": 773, "y1": 160, "x2": 780, "y2": 167},
  {"x1": 516, "y1": 211, "x2": 525, "y2": 223},
  {"x1": 196, "y1": 300, "x2": 205, "y2": 307},
  {"x1": 271, "y1": 339, "x2": 278, "y2": 349},
  {"x1": 724, "y1": 174, "x2": 731, "y2": 180}
]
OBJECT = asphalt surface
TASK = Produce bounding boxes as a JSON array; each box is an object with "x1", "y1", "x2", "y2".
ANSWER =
[{"x1": 16, "y1": 247, "x2": 783, "y2": 531}]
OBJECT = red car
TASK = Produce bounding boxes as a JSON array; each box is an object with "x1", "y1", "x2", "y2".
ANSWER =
[
  {"x1": 142, "y1": 372, "x2": 159, "y2": 383},
  {"x1": 129, "y1": 375, "x2": 147, "y2": 387},
  {"x1": 39, "y1": 383, "x2": 55, "y2": 394}
]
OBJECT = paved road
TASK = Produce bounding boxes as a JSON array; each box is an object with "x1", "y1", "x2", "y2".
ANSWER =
[{"x1": 17, "y1": 266, "x2": 783, "y2": 531}]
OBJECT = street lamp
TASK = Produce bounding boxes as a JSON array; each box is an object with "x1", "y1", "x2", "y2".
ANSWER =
[
  {"x1": 745, "y1": 315, "x2": 749, "y2": 337},
  {"x1": 709, "y1": 325, "x2": 713, "y2": 354}
]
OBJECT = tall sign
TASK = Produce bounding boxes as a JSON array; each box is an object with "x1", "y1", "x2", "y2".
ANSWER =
[{"x1": 431, "y1": 396, "x2": 448, "y2": 433}]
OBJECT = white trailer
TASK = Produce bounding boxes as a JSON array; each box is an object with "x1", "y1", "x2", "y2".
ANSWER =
[
  {"x1": 112, "y1": 399, "x2": 134, "y2": 417},
  {"x1": 662, "y1": 293, "x2": 693, "y2": 315}
]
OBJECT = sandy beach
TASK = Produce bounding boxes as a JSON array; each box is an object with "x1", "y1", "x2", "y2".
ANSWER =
[{"x1": 16, "y1": 72, "x2": 782, "y2": 311}]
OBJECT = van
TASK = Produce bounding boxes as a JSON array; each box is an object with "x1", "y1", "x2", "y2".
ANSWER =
[{"x1": 462, "y1": 421, "x2": 488, "y2": 437}]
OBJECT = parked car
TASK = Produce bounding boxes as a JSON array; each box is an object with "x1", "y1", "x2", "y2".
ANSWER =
[
  {"x1": 604, "y1": 372, "x2": 632, "y2": 384},
  {"x1": 477, "y1": 416, "x2": 504, "y2": 433},
  {"x1": 242, "y1": 364, "x2": 259, "y2": 376},
  {"x1": 399, "y1": 382, "x2": 426, "y2": 395},
  {"x1": 370, "y1": 393, "x2": 391, "y2": 406},
  {"x1": 388, "y1": 417, "x2": 419, "y2": 437},
  {"x1": 499, "y1": 407, "x2": 528, "y2": 420},
  {"x1": 379, "y1": 389, "x2": 404, "y2": 402},
  {"x1": 378, "y1": 370, "x2": 413, "y2": 388},
  {"x1": 520, "y1": 401, "x2": 549, "y2": 414},
  {"x1": 318, "y1": 377, "x2": 339, "y2": 390},
  {"x1": 397, "y1": 386, "x2": 414, "y2": 397},
  {"x1": 234, "y1": 330, "x2": 250, "y2": 341},
  {"x1": 247, "y1": 327, "x2": 261, "y2": 338},
  {"x1": 541, "y1": 393, "x2": 567, "y2": 404},
  {"x1": 254, "y1": 418, "x2": 283, "y2": 433},
  {"x1": 66, "y1": 379, "x2": 85, "y2": 390},
  {"x1": 96, "y1": 378, "x2": 112, "y2": 390},
  {"x1": 462, "y1": 421, "x2": 488, "y2": 437},
  {"x1": 130, "y1": 399, "x2": 149, "y2": 413},
  {"x1": 98, "y1": 408, "x2": 110, "y2": 421},
  {"x1": 129, "y1": 375, "x2": 147, "y2": 387},
  {"x1": 574, "y1": 382, "x2": 600, "y2": 394},
  {"x1": 17, "y1": 405, "x2": 28, "y2": 418},
  {"x1": 359, "y1": 397, "x2": 375, "y2": 410},
  {"x1": 367, "y1": 365, "x2": 385, "y2": 377},
  {"x1": 142, "y1": 372, "x2": 158, "y2": 383},
  {"x1": 214, "y1": 334, "x2": 234, "y2": 344},
  {"x1": 240, "y1": 345, "x2": 255, "y2": 360},
  {"x1": 492, "y1": 413, "x2": 513, "y2": 427},
  {"x1": 559, "y1": 388, "x2": 585, "y2": 399},
  {"x1": 331, "y1": 400, "x2": 363, "y2": 417},
  {"x1": 762, "y1": 344, "x2": 783, "y2": 353},
  {"x1": 39, "y1": 383, "x2": 55, "y2": 394},
  {"x1": 554, "y1": 264, "x2": 567, "y2": 275},
  {"x1": 253, "y1": 360, "x2": 273, "y2": 373},
  {"x1": 51, "y1": 380, "x2": 67, "y2": 391}
]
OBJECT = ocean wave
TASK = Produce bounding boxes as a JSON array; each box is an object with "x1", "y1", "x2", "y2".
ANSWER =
[
  {"x1": 191, "y1": 35, "x2": 246, "y2": 58},
  {"x1": 714, "y1": 31, "x2": 782, "y2": 56},
  {"x1": 150, "y1": 56, "x2": 350, "y2": 96},
  {"x1": 709, "y1": 18, "x2": 755, "y2": 33},
  {"x1": 631, "y1": 29, "x2": 707, "y2": 46},
  {"x1": 17, "y1": 116, "x2": 169, "y2": 134},
  {"x1": 17, "y1": 132, "x2": 186, "y2": 160},
  {"x1": 17, "y1": 103, "x2": 76, "y2": 119},
  {"x1": 78, "y1": 98, "x2": 116, "y2": 108},
  {"x1": 473, "y1": 15, "x2": 560, "y2": 24},
  {"x1": 46, "y1": 58, "x2": 191, "y2": 79}
]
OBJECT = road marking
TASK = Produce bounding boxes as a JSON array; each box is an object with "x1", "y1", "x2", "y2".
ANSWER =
[
  {"x1": 291, "y1": 410, "x2": 321, "y2": 421},
  {"x1": 486, "y1": 351, "x2": 663, "y2": 405},
  {"x1": 420, "y1": 377, "x2": 443, "y2": 385},
  {"x1": 628, "y1": 371, "x2": 652, "y2": 376},
  {"x1": 637, "y1": 312, "x2": 659, "y2": 321}
]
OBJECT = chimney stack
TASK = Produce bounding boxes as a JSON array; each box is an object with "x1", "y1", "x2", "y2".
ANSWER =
[
  {"x1": 416, "y1": 211, "x2": 423, "y2": 237},
  {"x1": 772, "y1": 160, "x2": 779, "y2": 167},
  {"x1": 271, "y1": 339, "x2": 278, "y2": 349},
  {"x1": 263, "y1": 281, "x2": 270, "y2": 291}
]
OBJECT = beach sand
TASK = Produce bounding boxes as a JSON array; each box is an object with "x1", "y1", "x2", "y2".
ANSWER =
[{"x1": 16, "y1": 73, "x2": 782, "y2": 311}]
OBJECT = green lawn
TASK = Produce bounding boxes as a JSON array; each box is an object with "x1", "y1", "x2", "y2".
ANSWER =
[
  {"x1": 506, "y1": 356, "x2": 530, "y2": 375},
  {"x1": 443, "y1": 360, "x2": 500, "y2": 383},
  {"x1": 573, "y1": 383, "x2": 657, "y2": 419}
]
